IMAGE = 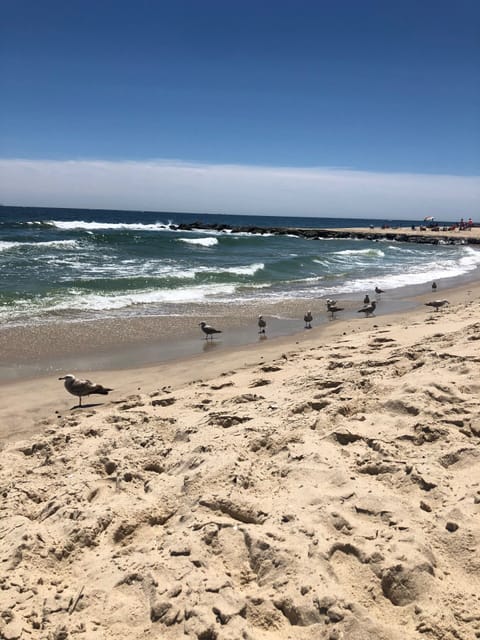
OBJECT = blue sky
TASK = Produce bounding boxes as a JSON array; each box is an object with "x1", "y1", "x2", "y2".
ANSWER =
[{"x1": 1, "y1": 0, "x2": 479, "y2": 217}]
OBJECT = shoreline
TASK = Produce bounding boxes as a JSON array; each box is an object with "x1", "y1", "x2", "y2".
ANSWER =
[
  {"x1": 1, "y1": 261, "x2": 479, "y2": 384},
  {"x1": 1, "y1": 274, "x2": 478, "y2": 445}
]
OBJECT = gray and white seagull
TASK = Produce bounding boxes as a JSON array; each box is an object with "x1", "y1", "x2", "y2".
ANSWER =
[
  {"x1": 326, "y1": 300, "x2": 344, "y2": 319},
  {"x1": 358, "y1": 300, "x2": 377, "y2": 317},
  {"x1": 199, "y1": 321, "x2": 222, "y2": 339},
  {"x1": 59, "y1": 374, "x2": 113, "y2": 407},
  {"x1": 425, "y1": 299, "x2": 449, "y2": 312}
]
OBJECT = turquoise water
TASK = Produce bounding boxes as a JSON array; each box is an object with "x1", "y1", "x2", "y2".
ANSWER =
[{"x1": 1, "y1": 206, "x2": 478, "y2": 326}]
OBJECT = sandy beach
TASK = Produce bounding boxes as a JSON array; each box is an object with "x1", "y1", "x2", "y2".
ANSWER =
[
  {"x1": 340, "y1": 225, "x2": 480, "y2": 239},
  {"x1": 1, "y1": 275, "x2": 480, "y2": 640}
]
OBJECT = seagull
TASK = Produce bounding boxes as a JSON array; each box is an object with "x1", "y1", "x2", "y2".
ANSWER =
[
  {"x1": 304, "y1": 310, "x2": 313, "y2": 329},
  {"x1": 425, "y1": 299, "x2": 449, "y2": 312},
  {"x1": 432, "y1": 282, "x2": 437, "y2": 291},
  {"x1": 327, "y1": 302, "x2": 344, "y2": 319},
  {"x1": 357, "y1": 301, "x2": 377, "y2": 317},
  {"x1": 363, "y1": 294, "x2": 370, "y2": 305},
  {"x1": 59, "y1": 374, "x2": 112, "y2": 407},
  {"x1": 258, "y1": 315, "x2": 266, "y2": 334},
  {"x1": 199, "y1": 321, "x2": 222, "y2": 339},
  {"x1": 375, "y1": 286, "x2": 384, "y2": 295}
]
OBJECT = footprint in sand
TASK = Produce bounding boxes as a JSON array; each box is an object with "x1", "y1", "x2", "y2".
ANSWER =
[
  {"x1": 249, "y1": 378, "x2": 271, "y2": 388},
  {"x1": 260, "y1": 365, "x2": 282, "y2": 372},
  {"x1": 210, "y1": 381, "x2": 234, "y2": 390}
]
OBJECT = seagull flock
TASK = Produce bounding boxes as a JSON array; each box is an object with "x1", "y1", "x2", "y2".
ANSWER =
[{"x1": 60, "y1": 282, "x2": 449, "y2": 406}]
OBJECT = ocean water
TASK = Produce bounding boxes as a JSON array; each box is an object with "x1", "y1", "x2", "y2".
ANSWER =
[{"x1": 1, "y1": 206, "x2": 478, "y2": 327}]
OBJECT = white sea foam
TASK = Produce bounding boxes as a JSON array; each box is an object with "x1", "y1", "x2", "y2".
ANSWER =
[
  {"x1": 0, "y1": 241, "x2": 18, "y2": 252},
  {"x1": 230, "y1": 231, "x2": 275, "y2": 238},
  {"x1": 63, "y1": 284, "x2": 237, "y2": 309},
  {"x1": 459, "y1": 246, "x2": 480, "y2": 267},
  {"x1": 0, "y1": 239, "x2": 79, "y2": 251},
  {"x1": 49, "y1": 220, "x2": 172, "y2": 232},
  {"x1": 37, "y1": 219, "x2": 286, "y2": 240},
  {"x1": 40, "y1": 256, "x2": 265, "y2": 281},
  {"x1": 388, "y1": 245, "x2": 417, "y2": 254},
  {"x1": 218, "y1": 263, "x2": 265, "y2": 276},
  {"x1": 335, "y1": 248, "x2": 385, "y2": 257},
  {"x1": 338, "y1": 251, "x2": 480, "y2": 294},
  {"x1": 177, "y1": 237, "x2": 219, "y2": 247},
  {"x1": 40, "y1": 239, "x2": 79, "y2": 248},
  {"x1": 0, "y1": 284, "x2": 239, "y2": 322}
]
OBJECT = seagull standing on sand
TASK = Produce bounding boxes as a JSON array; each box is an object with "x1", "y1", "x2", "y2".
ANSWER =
[
  {"x1": 258, "y1": 315, "x2": 266, "y2": 334},
  {"x1": 199, "y1": 321, "x2": 222, "y2": 339},
  {"x1": 363, "y1": 294, "x2": 370, "y2": 305},
  {"x1": 304, "y1": 310, "x2": 313, "y2": 329},
  {"x1": 425, "y1": 299, "x2": 449, "y2": 312},
  {"x1": 358, "y1": 301, "x2": 377, "y2": 317},
  {"x1": 59, "y1": 374, "x2": 112, "y2": 407},
  {"x1": 375, "y1": 286, "x2": 384, "y2": 295},
  {"x1": 327, "y1": 301, "x2": 344, "y2": 319},
  {"x1": 432, "y1": 282, "x2": 437, "y2": 291}
]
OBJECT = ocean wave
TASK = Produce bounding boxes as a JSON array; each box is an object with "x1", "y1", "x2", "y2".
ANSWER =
[
  {"x1": 459, "y1": 246, "x2": 480, "y2": 267},
  {"x1": 339, "y1": 255, "x2": 480, "y2": 293},
  {"x1": 44, "y1": 260, "x2": 265, "y2": 282},
  {"x1": 388, "y1": 245, "x2": 417, "y2": 254},
  {"x1": 228, "y1": 231, "x2": 275, "y2": 238},
  {"x1": 0, "y1": 283, "x2": 239, "y2": 321},
  {"x1": 0, "y1": 239, "x2": 79, "y2": 252},
  {"x1": 42, "y1": 219, "x2": 273, "y2": 237},
  {"x1": 0, "y1": 242, "x2": 19, "y2": 252},
  {"x1": 335, "y1": 248, "x2": 385, "y2": 257},
  {"x1": 177, "y1": 237, "x2": 218, "y2": 247},
  {"x1": 219, "y1": 263, "x2": 265, "y2": 276},
  {"x1": 154, "y1": 261, "x2": 265, "y2": 279},
  {"x1": 36, "y1": 239, "x2": 79, "y2": 248},
  {"x1": 0, "y1": 240, "x2": 79, "y2": 251},
  {"x1": 46, "y1": 219, "x2": 173, "y2": 232}
]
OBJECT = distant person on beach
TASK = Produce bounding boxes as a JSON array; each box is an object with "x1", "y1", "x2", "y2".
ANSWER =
[
  {"x1": 459, "y1": 217, "x2": 465, "y2": 230},
  {"x1": 468, "y1": 217, "x2": 473, "y2": 230}
]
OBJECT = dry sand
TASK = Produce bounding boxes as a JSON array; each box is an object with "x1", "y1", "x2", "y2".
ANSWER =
[
  {"x1": 339, "y1": 225, "x2": 480, "y2": 240},
  {"x1": 1, "y1": 285, "x2": 480, "y2": 639}
]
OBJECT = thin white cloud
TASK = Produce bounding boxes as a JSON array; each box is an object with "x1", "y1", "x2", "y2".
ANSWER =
[{"x1": 0, "y1": 158, "x2": 478, "y2": 219}]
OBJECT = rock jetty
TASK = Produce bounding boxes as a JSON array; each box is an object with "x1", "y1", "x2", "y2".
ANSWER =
[{"x1": 171, "y1": 222, "x2": 480, "y2": 245}]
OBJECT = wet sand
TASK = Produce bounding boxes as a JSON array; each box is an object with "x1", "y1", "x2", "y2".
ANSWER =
[{"x1": 0, "y1": 298, "x2": 412, "y2": 382}]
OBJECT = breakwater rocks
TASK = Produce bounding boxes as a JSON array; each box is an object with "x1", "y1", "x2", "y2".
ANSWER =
[{"x1": 171, "y1": 222, "x2": 480, "y2": 245}]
